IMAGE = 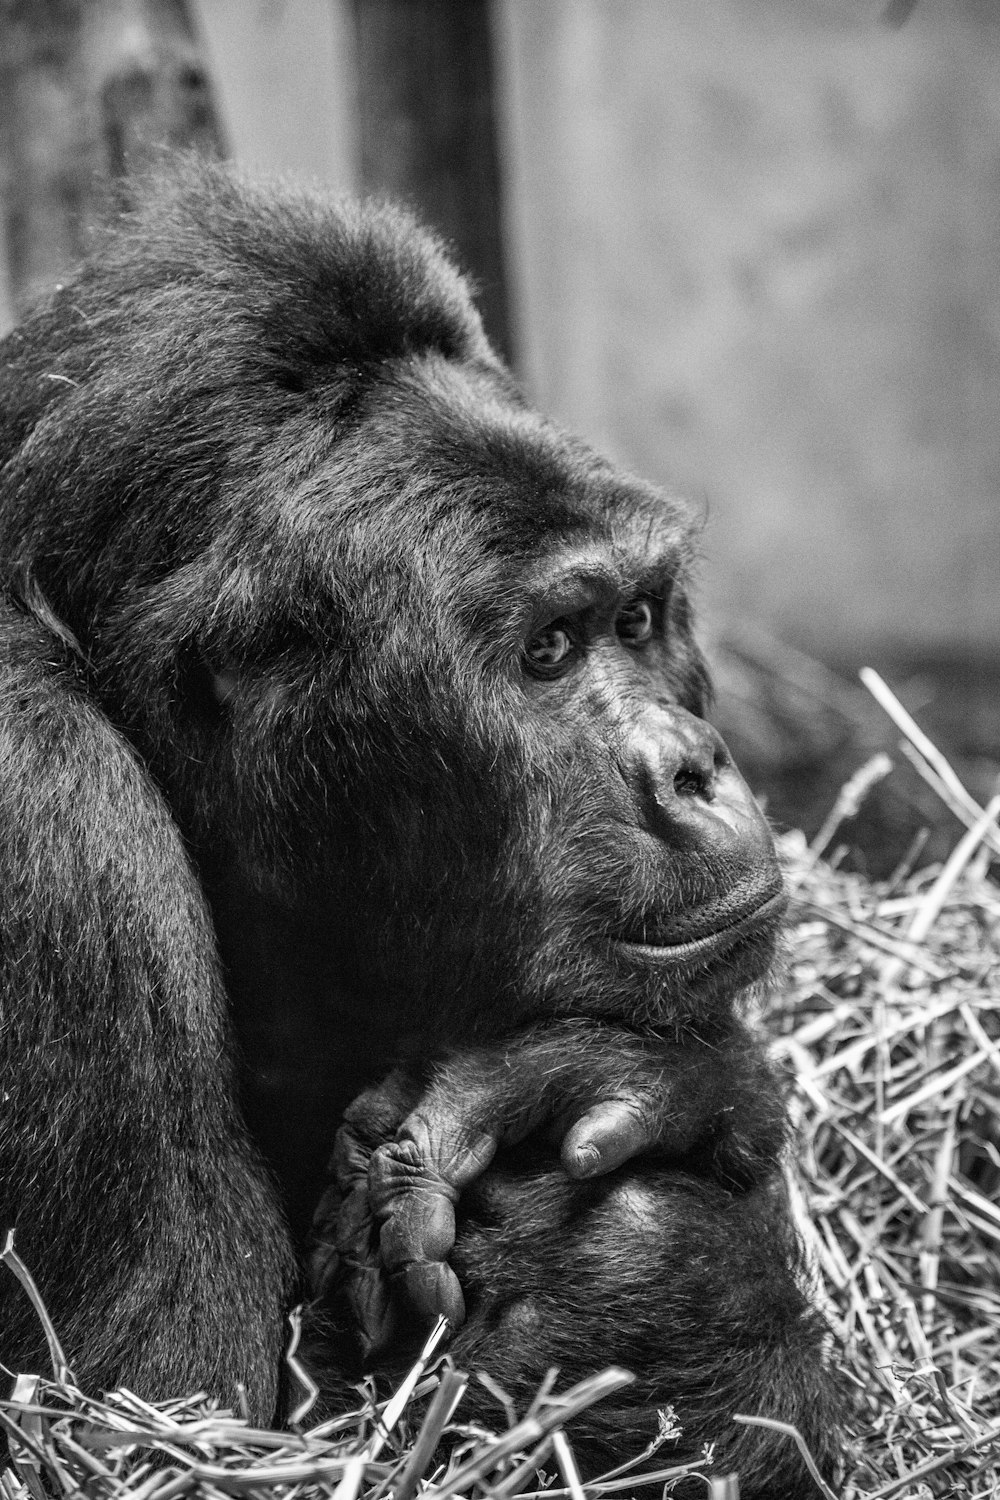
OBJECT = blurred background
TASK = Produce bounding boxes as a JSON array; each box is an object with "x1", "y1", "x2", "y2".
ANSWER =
[{"x1": 1, "y1": 0, "x2": 997, "y2": 871}]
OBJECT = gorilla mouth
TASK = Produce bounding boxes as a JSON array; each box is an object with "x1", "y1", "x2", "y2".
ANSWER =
[{"x1": 614, "y1": 879, "x2": 787, "y2": 968}]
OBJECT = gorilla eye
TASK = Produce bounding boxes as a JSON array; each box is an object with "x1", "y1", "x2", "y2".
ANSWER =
[
  {"x1": 524, "y1": 622, "x2": 576, "y2": 675},
  {"x1": 616, "y1": 599, "x2": 655, "y2": 645}
]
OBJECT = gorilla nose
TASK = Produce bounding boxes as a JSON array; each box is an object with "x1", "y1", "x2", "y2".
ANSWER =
[
  {"x1": 668, "y1": 724, "x2": 727, "y2": 803},
  {"x1": 635, "y1": 708, "x2": 726, "y2": 802},
  {"x1": 631, "y1": 709, "x2": 767, "y2": 852}
]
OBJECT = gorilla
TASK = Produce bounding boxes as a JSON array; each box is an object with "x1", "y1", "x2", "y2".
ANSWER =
[{"x1": 0, "y1": 159, "x2": 842, "y2": 1495}]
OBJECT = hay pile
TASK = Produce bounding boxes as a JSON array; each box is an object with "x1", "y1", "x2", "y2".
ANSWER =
[
  {"x1": 2, "y1": 674, "x2": 998, "y2": 1500},
  {"x1": 0, "y1": 1287, "x2": 700, "y2": 1500},
  {"x1": 773, "y1": 822, "x2": 1000, "y2": 1489}
]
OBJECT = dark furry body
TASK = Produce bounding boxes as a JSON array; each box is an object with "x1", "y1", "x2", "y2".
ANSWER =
[{"x1": 0, "y1": 159, "x2": 842, "y2": 1492}]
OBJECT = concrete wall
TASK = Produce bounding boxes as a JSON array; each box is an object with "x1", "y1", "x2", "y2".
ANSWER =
[
  {"x1": 495, "y1": 0, "x2": 1000, "y2": 660},
  {"x1": 190, "y1": 0, "x2": 356, "y2": 190}
]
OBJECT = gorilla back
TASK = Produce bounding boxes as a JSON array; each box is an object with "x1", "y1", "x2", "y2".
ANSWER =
[{"x1": 0, "y1": 158, "x2": 835, "y2": 1480}]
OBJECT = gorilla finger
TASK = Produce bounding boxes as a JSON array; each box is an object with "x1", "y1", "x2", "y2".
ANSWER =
[
  {"x1": 377, "y1": 1178, "x2": 457, "y2": 1268},
  {"x1": 396, "y1": 1101, "x2": 500, "y2": 1189},
  {"x1": 314, "y1": 1182, "x2": 394, "y2": 1352},
  {"x1": 348, "y1": 1266, "x2": 396, "y2": 1358},
  {"x1": 559, "y1": 1099, "x2": 658, "y2": 1178},
  {"x1": 339, "y1": 1069, "x2": 424, "y2": 1155},
  {"x1": 330, "y1": 1122, "x2": 373, "y2": 1194},
  {"x1": 308, "y1": 1236, "x2": 339, "y2": 1300},
  {"x1": 331, "y1": 1066, "x2": 435, "y2": 1191},
  {"x1": 308, "y1": 1183, "x2": 373, "y2": 1302},
  {"x1": 367, "y1": 1139, "x2": 467, "y2": 1328},
  {"x1": 311, "y1": 1179, "x2": 345, "y2": 1243},
  {"x1": 394, "y1": 1259, "x2": 466, "y2": 1330},
  {"x1": 366, "y1": 1128, "x2": 487, "y2": 1311}
]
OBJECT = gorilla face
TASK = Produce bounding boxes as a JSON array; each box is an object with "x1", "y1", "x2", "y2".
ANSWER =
[{"x1": 89, "y1": 348, "x2": 784, "y2": 1044}]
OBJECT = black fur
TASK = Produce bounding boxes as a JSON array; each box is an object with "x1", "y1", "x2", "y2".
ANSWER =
[
  {"x1": 448, "y1": 1158, "x2": 840, "y2": 1496},
  {"x1": 0, "y1": 591, "x2": 292, "y2": 1418},
  {"x1": 0, "y1": 159, "x2": 841, "y2": 1491}
]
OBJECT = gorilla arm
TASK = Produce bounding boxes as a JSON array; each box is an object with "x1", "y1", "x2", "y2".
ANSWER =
[
  {"x1": 310, "y1": 1020, "x2": 787, "y2": 1355},
  {"x1": 0, "y1": 596, "x2": 294, "y2": 1417}
]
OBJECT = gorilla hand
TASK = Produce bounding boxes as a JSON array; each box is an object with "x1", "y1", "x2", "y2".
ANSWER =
[{"x1": 309, "y1": 1020, "x2": 787, "y2": 1358}]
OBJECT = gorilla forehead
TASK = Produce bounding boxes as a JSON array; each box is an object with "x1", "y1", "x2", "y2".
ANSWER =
[
  {"x1": 1, "y1": 160, "x2": 700, "y2": 658},
  {"x1": 83, "y1": 161, "x2": 495, "y2": 375},
  {"x1": 274, "y1": 352, "x2": 701, "y2": 600}
]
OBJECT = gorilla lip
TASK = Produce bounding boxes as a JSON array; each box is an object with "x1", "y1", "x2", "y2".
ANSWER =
[{"x1": 613, "y1": 885, "x2": 787, "y2": 966}]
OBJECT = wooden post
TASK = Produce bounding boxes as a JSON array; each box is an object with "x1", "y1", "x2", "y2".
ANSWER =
[
  {"x1": 0, "y1": 0, "x2": 224, "y2": 321},
  {"x1": 353, "y1": 0, "x2": 514, "y2": 363},
  {"x1": 0, "y1": 2, "x2": 90, "y2": 315},
  {"x1": 85, "y1": 0, "x2": 224, "y2": 190}
]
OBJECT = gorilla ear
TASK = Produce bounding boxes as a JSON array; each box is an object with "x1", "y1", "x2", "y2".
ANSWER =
[
  {"x1": 177, "y1": 640, "x2": 297, "y2": 724},
  {"x1": 209, "y1": 665, "x2": 240, "y2": 708},
  {"x1": 175, "y1": 639, "x2": 239, "y2": 721}
]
